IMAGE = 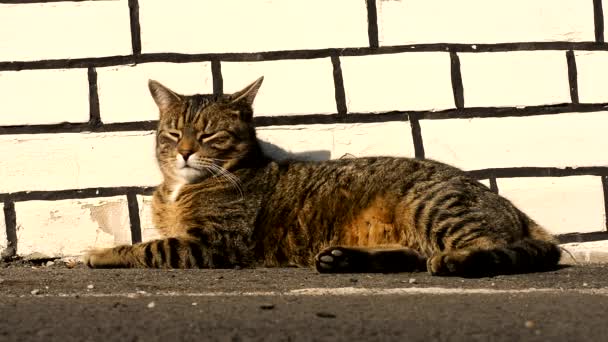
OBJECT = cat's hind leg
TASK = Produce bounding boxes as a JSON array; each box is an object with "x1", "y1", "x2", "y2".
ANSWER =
[{"x1": 315, "y1": 246, "x2": 427, "y2": 273}]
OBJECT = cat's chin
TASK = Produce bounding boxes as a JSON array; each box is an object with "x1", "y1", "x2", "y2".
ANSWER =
[{"x1": 176, "y1": 167, "x2": 205, "y2": 183}]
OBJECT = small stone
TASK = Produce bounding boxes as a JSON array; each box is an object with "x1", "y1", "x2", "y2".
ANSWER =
[
  {"x1": 30, "y1": 289, "x2": 40, "y2": 295},
  {"x1": 137, "y1": 290, "x2": 147, "y2": 295},
  {"x1": 46, "y1": 261, "x2": 55, "y2": 267},
  {"x1": 316, "y1": 312, "x2": 336, "y2": 318},
  {"x1": 408, "y1": 278, "x2": 417, "y2": 284},
  {"x1": 260, "y1": 304, "x2": 275, "y2": 310},
  {"x1": 524, "y1": 320, "x2": 535, "y2": 329},
  {"x1": 0, "y1": 278, "x2": 4, "y2": 284},
  {"x1": 491, "y1": 283, "x2": 496, "y2": 286},
  {"x1": 583, "y1": 282, "x2": 588, "y2": 287},
  {"x1": 87, "y1": 284, "x2": 94, "y2": 289},
  {"x1": 192, "y1": 302, "x2": 198, "y2": 306},
  {"x1": 147, "y1": 301, "x2": 156, "y2": 309}
]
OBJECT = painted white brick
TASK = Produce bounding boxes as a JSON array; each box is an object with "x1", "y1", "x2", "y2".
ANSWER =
[
  {"x1": 0, "y1": 1, "x2": 131, "y2": 61},
  {"x1": 97, "y1": 63, "x2": 213, "y2": 123},
  {"x1": 0, "y1": 202, "x2": 6, "y2": 254},
  {"x1": 498, "y1": 176, "x2": 605, "y2": 235},
  {"x1": 139, "y1": 0, "x2": 367, "y2": 54},
  {"x1": 0, "y1": 69, "x2": 89, "y2": 125},
  {"x1": 340, "y1": 53, "x2": 454, "y2": 113},
  {"x1": 222, "y1": 59, "x2": 336, "y2": 116},
  {"x1": 0, "y1": 132, "x2": 161, "y2": 193},
  {"x1": 459, "y1": 51, "x2": 570, "y2": 107},
  {"x1": 137, "y1": 195, "x2": 162, "y2": 242},
  {"x1": 574, "y1": 51, "x2": 608, "y2": 104},
  {"x1": 258, "y1": 122, "x2": 414, "y2": 161},
  {"x1": 377, "y1": 0, "x2": 594, "y2": 45},
  {"x1": 15, "y1": 196, "x2": 131, "y2": 258},
  {"x1": 422, "y1": 112, "x2": 608, "y2": 170}
]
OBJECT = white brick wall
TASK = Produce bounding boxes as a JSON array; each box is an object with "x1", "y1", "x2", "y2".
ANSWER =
[
  {"x1": 97, "y1": 63, "x2": 213, "y2": 123},
  {"x1": 0, "y1": 1, "x2": 132, "y2": 61},
  {"x1": 1, "y1": 0, "x2": 607, "y2": 258},
  {"x1": 0, "y1": 132, "x2": 160, "y2": 193},
  {"x1": 257, "y1": 122, "x2": 414, "y2": 161},
  {"x1": 0, "y1": 69, "x2": 89, "y2": 125},
  {"x1": 422, "y1": 112, "x2": 608, "y2": 170},
  {"x1": 574, "y1": 51, "x2": 608, "y2": 104},
  {"x1": 498, "y1": 176, "x2": 605, "y2": 234},
  {"x1": 459, "y1": 51, "x2": 571, "y2": 108},
  {"x1": 340, "y1": 53, "x2": 454, "y2": 112},
  {"x1": 222, "y1": 59, "x2": 336, "y2": 116},
  {"x1": 377, "y1": 0, "x2": 594, "y2": 45},
  {"x1": 139, "y1": 0, "x2": 368, "y2": 54},
  {"x1": 15, "y1": 197, "x2": 131, "y2": 258}
]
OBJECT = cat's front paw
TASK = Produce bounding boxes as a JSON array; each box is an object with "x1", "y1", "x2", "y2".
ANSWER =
[
  {"x1": 84, "y1": 247, "x2": 124, "y2": 268},
  {"x1": 315, "y1": 246, "x2": 365, "y2": 273},
  {"x1": 427, "y1": 250, "x2": 471, "y2": 276}
]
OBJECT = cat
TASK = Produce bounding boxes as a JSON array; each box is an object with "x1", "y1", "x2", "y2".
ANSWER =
[{"x1": 85, "y1": 77, "x2": 561, "y2": 277}]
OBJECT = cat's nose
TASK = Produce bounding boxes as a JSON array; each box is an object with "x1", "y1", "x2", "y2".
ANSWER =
[{"x1": 179, "y1": 150, "x2": 194, "y2": 161}]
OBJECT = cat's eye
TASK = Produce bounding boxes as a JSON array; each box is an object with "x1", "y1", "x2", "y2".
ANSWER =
[
  {"x1": 198, "y1": 133, "x2": 216, "y2": 141},
  {"x1": 165, "y1": 130, "x2": 182, "y2": 141}
]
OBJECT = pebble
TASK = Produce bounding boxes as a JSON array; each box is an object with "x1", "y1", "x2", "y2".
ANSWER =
[
  {"x1": 147, "y1": 301, "x2": 156, "y2": 309},
  {"x1": 316, "y1": 312, "x2": 336, "y2": 318},
  {"x1": 259, "y1": 304, "x2": 275, "y2": 310},
  {"x1": 46, "y1": 261, "x2": 55, "y2": 267},
  {"x1": 408, "y1": 278, "x2": 417, "y2": 284},
  {"x1": 30, "y1": 289, "x2": 40, "y2": 295},
  {"x1": 524, "y1": 320, "x2": 535, "y2": 328},
  {"x1": 87, "y1": 284, "x2": 94, "y2": 289},
  {"x1": 192, "y1": 302, "x2": 198, "y2": 306},
  {"x1": 583, "y1": 282, "x2": 588, "y2": 287}
]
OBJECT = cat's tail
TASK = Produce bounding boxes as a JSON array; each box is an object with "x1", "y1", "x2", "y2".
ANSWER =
[{"x1": 428, "y1": 237, "x2": 562, "y2": 277}]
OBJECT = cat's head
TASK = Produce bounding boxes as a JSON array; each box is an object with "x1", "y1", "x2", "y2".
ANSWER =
[{"x1": 148, "y1": 77, "x2": 264, "y2": 184}]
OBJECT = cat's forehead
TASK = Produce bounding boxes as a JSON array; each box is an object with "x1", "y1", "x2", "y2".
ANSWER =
[{"x1": 162, "y1": 94, "x2": 234, "y2": 130}]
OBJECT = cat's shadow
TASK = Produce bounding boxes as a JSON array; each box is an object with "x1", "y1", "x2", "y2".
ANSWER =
[{"x1": 259, "y1": 140, "x2": 332, "y2": 162}]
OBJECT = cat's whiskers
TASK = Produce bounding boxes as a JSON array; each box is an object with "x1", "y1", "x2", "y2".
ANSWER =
[{"x1": 188, "y1": 159, "x2": 244, "y2": 199}]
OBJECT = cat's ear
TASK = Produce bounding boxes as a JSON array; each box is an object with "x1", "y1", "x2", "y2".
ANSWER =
[
  {"x1": 148, "y1": 80, "x2": 182, "y2": 113},
  {"x1": 229, "y1": 76, "x2": 264, "y2": 107}
]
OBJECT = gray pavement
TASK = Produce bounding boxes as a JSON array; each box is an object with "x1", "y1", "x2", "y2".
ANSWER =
[{"x1": 1, "y1": 263, "x2": 607, "y2": 341}]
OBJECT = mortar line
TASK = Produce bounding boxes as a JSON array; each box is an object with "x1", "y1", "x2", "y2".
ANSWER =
[
  {"x1": 2, "y1": 200, "x2": 17, "y2": 258},
  {"x1": 365, "y1": 0, "x2": 379, "y2": 48},
  {"x1": 211, "y1": 59, "x2": 223, "y2": 96},
  {"x1": 450, "y1": 52, "x2": 465, "y2": 108},
  {"x1": 566, "y1": 50, "x2": 579, "y2": 104},
  {"x1": 126, "y1": 191, "x2": 142, "y2": 244},
  {"x1": 594, "y1": 0, "x2": 605, "y2": 43},
  {"x1": 128, "y1": 0, "x2": 142, "y2": 56},
  {"x1": 87, "y1": 67, "x2": 102, "y2": 128},
  {"x1": 330, "y1": 55, "x2": 348, "y2": 117},
  {"x1": 602, "y1": 176, "x2": 608, "y2": 231},
  {"x1": 408, "y1": 113, "x2": 425, "y2": 159}
]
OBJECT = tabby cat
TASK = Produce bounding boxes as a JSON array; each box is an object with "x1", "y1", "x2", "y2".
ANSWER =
[{"x1": 85, "y1": 77, "x2": 561, "y2": 277}]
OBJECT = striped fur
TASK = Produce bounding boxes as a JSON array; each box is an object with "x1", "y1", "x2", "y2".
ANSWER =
[{"x1": 85, "y1": 77, "x2": 561, "y2": 277}]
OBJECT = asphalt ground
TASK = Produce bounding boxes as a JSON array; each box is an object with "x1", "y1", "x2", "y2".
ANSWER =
[{"x1": 1, "y1": 262, "x2": 607, "y2": 341}]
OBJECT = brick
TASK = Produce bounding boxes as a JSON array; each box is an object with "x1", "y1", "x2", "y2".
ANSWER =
[
  {"x1": 377, "y1": 0, "x2": 594, "y2": 45},
  {"x1": 15, "y1": 196, "x2": 131, "y2": 258},
  {"x1": 0, "y1": 1, "x2": 131, "y2": 61},
  {"x1": 222, "y1": 59, "x2": 336, "y2": 116},
  {"x1": 97, "y1": 63, "x2": 213, "y2": 123},
  {"x1": 257, "y1": 122, "x2": 414, "y2": 161},
  {"x1": 421, "y1": 112, "x2": 608, "y2": 170},
  {"x1": 0, "y1": 132, "x2": 161, "y2": 193},
  {"x1": 560, "y1": 241, "x2": 608, "y2": 264},
  {"x1": 139, "y1": 0, "x2": 367, "y2": 54},
  {"x1": 137, "y1": 195, "x2": 162, "y2": 242},
  {"x1": 574, "y1": 51, "x2": 608, "y2": 104},
  {"x1": 497, "y1": 176, "x2": 604, "y2": 235},
  {"x1": 459, "y1": 51, "x2": 570, "y2": 107},
  {"x1": 0, "y1": 203, "x2": 6, "y2": 254},
  {"x1": 340, "y1": 53, "x2": 454, "y2": 113},
  {"x1": 0, "y1": 69, "x2": 89, "y2": 125}
]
